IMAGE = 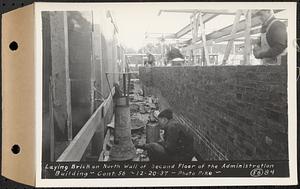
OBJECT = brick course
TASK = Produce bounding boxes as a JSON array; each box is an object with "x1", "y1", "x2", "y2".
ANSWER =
[{"x1": 140, "y1": 65, "x2": 288, "y2": 160}]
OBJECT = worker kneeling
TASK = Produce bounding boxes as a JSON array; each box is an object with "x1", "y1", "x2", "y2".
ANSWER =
[{"x1": 138, "y1": 109, "x2": 195, "y2": 161}]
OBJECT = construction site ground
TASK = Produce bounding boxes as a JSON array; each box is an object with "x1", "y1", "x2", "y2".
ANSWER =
[{"x1": 100, "y1": 78, "x2": 160, "y2": 161}]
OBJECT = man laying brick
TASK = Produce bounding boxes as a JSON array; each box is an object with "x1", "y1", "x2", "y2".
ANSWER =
[{"x1": 137, "y1": 109, "x2": 195, "y2": 161}]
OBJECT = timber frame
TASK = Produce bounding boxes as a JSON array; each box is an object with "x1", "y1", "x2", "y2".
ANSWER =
[{"x1": 159, "y1": 9, "x2": 285, "y2": 65}]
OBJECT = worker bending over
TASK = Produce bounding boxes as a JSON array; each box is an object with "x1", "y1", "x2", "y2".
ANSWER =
[
  {"x1": 253, "y1": 9, "x2": 287, "y2": 65},
  {"x1": 139, "y1": 109, "x2": 194, "y2": 161}
]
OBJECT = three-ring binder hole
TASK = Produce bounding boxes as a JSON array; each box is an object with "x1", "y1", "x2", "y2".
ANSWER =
[
  {"x1": 11, "y1": 144, "x2": 20, "y2": 154},
  {"x1": 9, "y1": 41, "x2": 18, "y2": 51}
]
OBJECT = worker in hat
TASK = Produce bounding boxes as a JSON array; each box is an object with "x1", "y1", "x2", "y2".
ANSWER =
[
  {"x1": 252, "y1": 9, "x2": 287, "y2": 65},
  {"x1": 137, "y1": 109, "x2": 195, "y2": 161}
]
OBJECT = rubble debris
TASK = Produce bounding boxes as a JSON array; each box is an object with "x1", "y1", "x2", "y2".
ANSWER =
[{"x1": 103, "y1": 78, "x2": 160, "y2": 162}]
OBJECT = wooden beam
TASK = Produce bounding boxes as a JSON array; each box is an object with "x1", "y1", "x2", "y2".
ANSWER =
[
  {"x1": 182, "y1": 10, "x2": 285, "y2": 53},
  {"x1": 90, "y1": 24, "x2": 96, "y2": 115},
  {"x1": 175, "y1": 14, "x2": 217, "y2": 38},
  {"x1": 49, "y1": 12, "x2": 72, "y2": 139},
  {"x1": 215, "y1": 27, "x2": 261, "y2": 43},
  {"x1": 222, "y1": 10, "x2": 242, "y2": 65},
  {"x1": 187, "y1": 10, "x2": 283, "y2": 44},
  {"x1": 198, "y1": 12, "x2": 210, "y2": 65},
  {"x1": 63, "y1": 12, "x2": 72, "y2": 141},
  {"x1": 159, "y1": 9, "x2": 237, "y2": 15},
  {"x1": 124, "y1": 53, "x2": 161, "y2": 56},
  {"x1": 49, "y1": 77, "x2": 55, "y2": 161},
  {"x1": 57, "y1": 87, "x2": 115, "y2": 162},
  {"x1": 243, "y1": 10, "x2": 252, "y2": 65},
  {"x1": 182, "y1": 26, "x2": 261, "y2": 52},
  {"x1": 191, "y1": 12, "x2": 197, "y2": 43},
  {"x1": 198, "y1": 10, "x2": 238, "y2": 15},
  {"x1": 193, "y1": 12, "x2": 199, "y2": 65}
]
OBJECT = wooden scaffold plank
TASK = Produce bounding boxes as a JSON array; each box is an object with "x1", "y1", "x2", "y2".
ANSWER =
[{"x1": 57, "y1": 87, "x2": 115, "y2": 162}]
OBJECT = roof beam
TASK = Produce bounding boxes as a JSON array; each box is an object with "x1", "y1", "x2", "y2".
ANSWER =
[
  {"x1": 186, "y1": 10, "x2": 283, "y2": 44},
  {"x1": 182, "y1": 27, "x2": 262, "y2": 52},
  {"x1": 158, "y1": 9, "x2": 197, "y2": 15},
  {"x1": 159, "y1": 9, "x2": 238, "y2": 16},
  {"x1": 176, "y1": 14, "x2": 217, "y2": 38}
]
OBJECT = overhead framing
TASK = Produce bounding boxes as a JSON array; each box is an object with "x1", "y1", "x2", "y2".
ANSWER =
[{"x1": 159, "y1": 9, "x2": 284, "y2": 65}]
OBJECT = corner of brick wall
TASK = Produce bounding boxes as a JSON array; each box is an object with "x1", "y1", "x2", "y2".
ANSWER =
[{"x1": 139, "y1": 65, "x2": 288, "y2": 160}]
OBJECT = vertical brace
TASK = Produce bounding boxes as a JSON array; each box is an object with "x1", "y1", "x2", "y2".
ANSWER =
[
  {"x1": 192, "y1": 11, "x2": 198, "y2": 43},
  {"x1": 63, "y1": 12, "x2": 73, "y2": 141},
  {"x1": 243, "y1": 10, "x2": 252, "y2": 65},
  {"x1": 188, "y1": 15, "x2": 194, "y2": 65},
  {"x1": 222, "y1": 10, "x2": 242, "y2": 65},
  {"x1": 90, "y1": 11, "x2": 96, "y2": 115},
  {"x1": 123, "y1": 73, "x2": 126, "y2": 96},
  {"x1": 49, "y1": 77, "x2": 55, "y2": 161},
  {"x1": 127, "y1": 73, "x2": 131, "y2": 105},
  {"x1": 198, "y1": 11, "x2": 210, "y2": 65},
  {"x1": 99, "y1": 24, "x2": 104, "y2": 96},
  {"x1": 193, "y1": 12, "x2": 199, "y2": 65}
]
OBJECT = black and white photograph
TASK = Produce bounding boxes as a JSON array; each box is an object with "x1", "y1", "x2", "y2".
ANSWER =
[{"x1": 37, "y1": 2, "x2": 297, "y2": 186}]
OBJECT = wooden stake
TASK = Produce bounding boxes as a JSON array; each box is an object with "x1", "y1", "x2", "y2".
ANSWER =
[{"x1": 222, "y1": 10, "x2": 242, "y2": 65}]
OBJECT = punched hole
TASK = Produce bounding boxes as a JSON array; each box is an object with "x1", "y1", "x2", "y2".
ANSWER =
[
  {"x1": 9, "y1": 41, "x2": 18, "y2": 51},
  {"x1": 11, "y1": 144, "x2": 20, "y2": 154}
]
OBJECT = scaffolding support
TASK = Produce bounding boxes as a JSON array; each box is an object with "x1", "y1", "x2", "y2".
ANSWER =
[
  {"x1": 243, "y1": 10, "x2": 252, "y2": 65},
  {"x1": 198, "y1": 11, "x2": 210, "y2": 65},
  {"x1": 222, "y1": 10, "x2": 242, "y2": 65}
]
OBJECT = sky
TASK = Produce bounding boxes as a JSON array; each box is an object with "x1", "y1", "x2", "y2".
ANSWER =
[
  {"x1": 112, "y1": 7, "x2": 191, "y2": 50},
  {"x1": 109, "y1": 4, "x2": 288, "y2": 51}
]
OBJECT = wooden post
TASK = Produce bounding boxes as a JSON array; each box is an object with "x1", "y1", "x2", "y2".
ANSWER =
[
  {"x1": 49, "y1": 11, "x2": 72, "y2": 141},
  {"x1": 90, "y1": 14, "x2": 105, "y2": 158},
  {"x1": 198, "y1": 11, "x2": 210, "y2": 65},
  {"x1": 49, "y1": 77, "x2": 55, "y2": 161},
  {"x1": 222, "y1": 10, "x2": 242, "y2": 65},
  {"x1": 243, "y1": 10, "x2": 252, "y2": 65},
  {"x1": 194, "y1": 12, "x2": 199, "y2": 65},
  {"x1": 188, "y1": 15, "x2": 194, "y2": 65},
  {"x1": 63, "y1": 12, "x2": 72, "y2": 141},
  {"x1": 190, "y1": 11, "x2": 200, "y2": 65},
  {"x1": 90, "y1": 11, "x2": 96, "y2": 115},
  {"x1": 98, "y1": 23, "x2": 104, "y2": 96}
]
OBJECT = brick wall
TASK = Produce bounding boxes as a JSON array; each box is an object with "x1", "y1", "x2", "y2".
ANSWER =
[{"x1": 139, "y1": 65, "x2": 288, "y2": 160}]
